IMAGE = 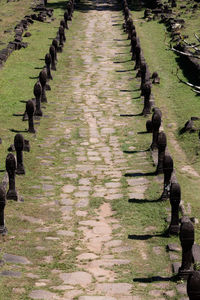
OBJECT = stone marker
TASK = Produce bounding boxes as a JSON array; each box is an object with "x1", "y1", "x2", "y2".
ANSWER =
[
  {"x1": 134, "y1": 44, "x2": 141, "y2": 70},
  {"x1": 64, "y1": 11, "x2": 69, "y2": 29},
  {"x1": 150, "y1": 111, "x2": 161, "y2": 149},
  {"x1": 156, "y1": 131, "x2": 167, "y2": 174},
  {"x1": 39, "y1": 69, "x2": 47, "y2": 103},
  {"x1": 152, "y1": 71, "x2": 160, "y2": 84},
  {"x1": 142, "y1": 82, "x2": 152, "y2": 116},
  {"x1": 187, "y1": 271, "x2": 200, "y2": 300},
  {"x1": 52, "y1": 39, "x2": 58, "y2": 61},
  {"x1": 0, "y1": 186, "x2": 7, "y2": 235},
  {"x1": 178, "y1": 216, "x2": 194, "y2": 280},
  {"x1": 14, "y1": 134, "x2": 25, "y2": 175},
  {"x1": 26, "y1": 100, "x2": 35, "y2": 133},
  {"x1": 34, "y1": 81, "x2": 43, "y2": 116},
  {"x1": 49, "y1": 45, "x2": 56, "y2": 71},
  {"x1": 45, "y1": 53, "x2": 52, "y2": 80},
  {"x1": 6, "y1": 153, "x2": 18, "y2": 201},
  {"x1": 59, "y1": 26, "x2": 65, "y2": 49},
  {"x1": 168, "y1": 182, "x2": 181, "y2": 235},
  {"x1": 146, "y1": 119, "x2": 153, "y2": 133},
  {"x1": 161, "y1": 154, "x2": 173, "y2": 200}
]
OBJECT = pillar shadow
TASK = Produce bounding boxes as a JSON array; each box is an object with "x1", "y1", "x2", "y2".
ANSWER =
[
  {"x1": 120, "y1": 113, "x2": 143, "y2": 117},
  {"x1": 116, "y1": 69, "x2": 134, "y2": 72},
  {"x1": 128, "y1": 232, "x2": 168, "y2": 240},
  {"x1": 34, "y1": 67, "x2": 44, "y2": 70},
  {"x1": 128, "y1": 197, "x2": 163, "y2": 204},
  {"x1": 113, "y1": 59, "x2": 131, "y2": 64},
  {"x1": 120, "y1": 89, "x2": 134, "y2": 92},
  {"x1": 19, "y1": 100, "x2": 28, "y2": 103},
  {"x1": 123, "y1": 148, "x2": 150, "y2": 154},
  {"x1": 113, "y1": 38, "x2": 128, "y2": 41},
  {"x1": 137, "y1": 131, "x2": 149, "y2": 134},
  {"x1": 0, "y1": 169, "x2": 5, "y2": 173},
  {"x1": 133, "y1": 275, "x2": 177, "y2": 283},
  {"x1": 9, "y1": 129, "x2": 28, "y2": 133},
  {"x1": 133, "y1": 95, "x2": 141, "y2": 99},
  {"x1": 124, "y1": 171, "x2": 156, "y2": 177},
  {"x1": 29, "y1": 76, "x2": 38, "y2": 79},
  {"x1": 13, "y1": 113, "x2": 25, "y2": 117}
]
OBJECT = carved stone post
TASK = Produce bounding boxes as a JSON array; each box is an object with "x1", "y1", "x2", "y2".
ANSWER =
[
  {"x1": 142, "y1": 82, "x2": 152, "y2": 116},
  {"x1": 156, "y1": 131, "x2": 167, "y2": 174},
  {"x1": 6, "y1": 153, "x2": 18, "y2": 201},
  {"x1": 52, "y1": 39, "x2": 58, "y2": 61},
  {"x1": 59, "y1": 26, "x2": 65, "y2": 49},
  {"x1": 146, "y1": 120, "x2": 153, "y2": 133},
  {"x1": 34, "y1": 81, "x2": 43, "y2": 116},
  {"x1": 49, "y1": 45, "x2": 56, "y2": 71},
  {"x1": 0, "y1": 186, "x2": 7, "y2": 235},
  {"x1": 134, "y1": 45, "x2": 141, "y2": 70},
  {"x1": 161, "y1": 154, "x2": 173, "y2": 200},
  {"x1": 131, "y1": 36, "x2": 137, "y2": 60},
  {"x1": 26, "y1": 100, "x2": 35, "y2": 133},
  {"x1": 39, "y1": 69, "x2": 47, "y2": 103},
  {"x1": 187, "y1": 271, "x2": 200, "y2": 300},
  {"x1": 178, "y1": 217, "x2": 194, "y2": 279},
  {"x1": 64, "y1": 11, "x2": 69, "y2": 29},
  {"x1": 150, "y1": 112, "x2": 161, "y2": 149},
  {"x1": 45, "y1": 53, "x2": 52, "y2": 80},
  {"x1": 14, "y1": 133, "x2": 25, "y2": 175},
  {"x1": 168, "y1": 182, "x2": 181, "y2": 235}
]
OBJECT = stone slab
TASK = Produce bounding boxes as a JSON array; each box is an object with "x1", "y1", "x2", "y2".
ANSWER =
[
  {"x1": 79, "y1": 297, "x2": 116, "y2": 300},
  {"x1": 29, "y1": 289, "x2": 59, "y2": 299},
  {"x1": 3, "y1": 253, "x2": 31, "y2": 265},
  {"x1": 59, "y1": 271, "x2": 92, "y2": 287}
]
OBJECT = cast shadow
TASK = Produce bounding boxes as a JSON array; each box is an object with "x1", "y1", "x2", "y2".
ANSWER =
[
  {"x1": 13, "y1": 113, "x2": 24, "y2": 117},
  {"x1": 137, "y1": 131, "x2": 149, "y2": 134},
  {"x1": 9, "y1": 129, "x2": 28, "y2": 133},
  {"x1": 0, "y1": 169, "x2": 5, "y2": 173},
  {"x1": 124, "y1": 171, "x2": 156, "y2": 177},
  {"x1": 132, "y1": 95, "x2": 141, "y2": 99},
  {"x1": 128, "y1": 231, "x2": 168, "y2": 240},
  {"x1": 29, "y1": 76, "x2": 38, "y2": 79},
  {"x1": 120, "y1": 113, "x2": 143, "y2": 117},
  {"x1": 116, "y1": 68, "x2": 134, "y2": 72},
  {"x1": 133, "y1": 275, "x2": 177, "y2": 283},
  {"x1": 123, "y1": 148, "x2": 150, "y2": 154},
  {"x1": 128, "y1": 197, "x2": 163, "y2": 204},
  {"x1": 113, "y1": 59, "x2": 131, "y2": 64},
  {"x1": 120, "y1": 89, "x2": 133, "y2": 92}
]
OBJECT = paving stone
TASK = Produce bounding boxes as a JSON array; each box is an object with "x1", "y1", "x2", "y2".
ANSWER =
[
  {"x1": 50, "y1": 285, "x2": 74, "y2": 290},
  {"x1": 62, "y1": 185, "x2": 75, "y2": 193},
  {"x1": 12, "y1": 288, "x2": 25, "y2": 294},
  {"x1": 111, "y1": 246, "x2": 133, "y2": 253},
  {"x1": 76, "y1": 199, "x2": 89, "y2": 208},
  {"x1": 77, "y1": 253, "x2": 99, "y2": 260},
  {"x1": 167, "y1": 243, "x2": 181, "y2": 252},
  {"x1": 105, "y1": 182, "x2": 121, "y2": 188},
  {"x1": 59, "y1": 271, "x2": 92, "y2": 287},
  {"x1": 21, "y1": 215, "x2": 44, "y2": 225},
  {"x1": 79, "y1": 297, "x2": 116, "y2": 300},
  {"x1": 176, "y1": 284, "x2": 187, "y2": 295},
  {"x1": 3, "y1": 253, "x2": 31, "y2": 265},
  {"x1": 105, "y1": 240, "x2": 122, "y2": 248},
  {"x1": 29, "y1": 289, "x2": 59, "y2": 299},
  {"x1": 96, "y1": 283, "x2": 132, "y2": 295},
  {"x1": 79, "y1": 179, "x2": 91, "y2": 185},
  {"x1": 60, "y1": 198, "x2": 73, "y2": 206},
  {"x1": 74, "y1": 191, "x2": 89, "y2": 198},
  {"x1": 76, "y1": 211, "x2": 88, "y2": 217},
  {"x1": 149, "y1": 290, "x2": 162, "y2": 297},
  {"x1": 57, "y1": 230, "x2": 75, "y2": 237},
  {"x1": 0, "y1": 270, "x2": 21, "y2": 277}
]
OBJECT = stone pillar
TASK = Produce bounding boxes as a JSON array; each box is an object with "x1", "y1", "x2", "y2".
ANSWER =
[
  {"x1": 6, "y1": 153, "x2": 18, "y2": 201},
  {"x1": 150, "y1": 112, "x2": 161, "y2": 149},
  {"x1": 52, "y1": 39, "x2": 58, "y2": 61},
  {"x1": 14, "y1": 133, "x2": 25, "y2": 175},
  {"x1": 161, "y1": 154, "x2": 173, "y2": 200},
  {"x1": 168, "y1": 182, "x2": 181, "y2": 235},
  {"x1": 34, "y1": 81, "x2": 43, "y2": 116},
  {"x1": 146, "y1": 120, "x2": 153, "y2": 133},
  {"x1": 26, "y1": 100, "x2": 35, "y2": 133},
  {"x1": 39, "y1": 69, "x2": 47, "y2": 103},
  {"x1": 0, "y1": 186, "x2": 7, "y2": 235},
  {"x1": 178, "y1": 216, "x2": 194, "y2": 280},
  {"x1": 64, "y1": 11, "x2": 69, "y2": 29},
  {"x1": 49, "y1": 45, "x2": 56, "y2": 71},
  {"x1": 59, "y1": 26, "x2": 65, "y2": 49},
  {"x1": 45, "y1": 53, "x2": 52, "y2": 80},
  {"x1": 142, "y1": 82, "x2": 152, "y2": 116},
  {"x1": 134, "y1": 45, "x2": 141, "y2": 70},
  {"x1": 156, "y1": 131, "x2": 167, "y2": 174},
  {"x1": 187, "y1": 271, "x2": 200, "y2": 300}
]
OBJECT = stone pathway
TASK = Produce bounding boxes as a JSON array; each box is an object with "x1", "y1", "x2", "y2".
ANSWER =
[{"x1": 0, "y1": 0, "x2": 184, "y2": 299}]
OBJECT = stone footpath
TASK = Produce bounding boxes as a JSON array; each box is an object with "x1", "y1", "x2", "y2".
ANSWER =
[{"x1": 0, "y1": 0, "x2": 184, "y2": 299}]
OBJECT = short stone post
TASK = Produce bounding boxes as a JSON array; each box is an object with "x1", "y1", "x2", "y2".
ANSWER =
[
  {"x1": 59, "y1": 26, "x2": 65, "y2": 49},
  {"x1": 34, "y1": 81, "x2": 43, "y2": 116},
  {"x1": 168, "y1": 182, "x2": 181, "y2": 235},
  {"x1": 26, "y1": 100, "x2": 35, "y2": 133},
  {"x1": 45, "y1": 53, "x2": 52, "y2": 80},
  {"x1": 142, "y1": 82, "x2": 152, "y2": 116},
  {"x1": 52, "y1": 39, "x2": 58, "y2": 61},
  {"x1": 134, "y1": 45, "x2": 141, "y2": 70},
  {"x1": 156, "y1": 131, "x2": 167, "y2": 174},
  {"x1": 178, "y1": 216, "x2": 194, "y2": 279},
  {"x1": 64, "y1": 11, "x2": 69, "y2": 29},
  {"x1": 150, "y1": 112, "x2": 161, "y2": 149},
  {"x1": 39, "y1": 69, "x2": 47, "y2": 103},
  {"x1": 14, "y1": 133, "x2": 25, "y2": 175},
  {"x1": 187, "y1": 271, "x2": 200, "y2": 300},
  {"x1": 6, "y1": 153, "x2": 18, "y2": 201},
  {"x1": 161, "y1": 154, "x2": 173, "y2": 200},
  {"x1": 146, "y1": 120, "x2": 153, "y2": 133},
  {"x1": 0, "y1": 186, "x2": 7, "y2": 235},
  {"x1": 49, "y1": 45, "x2": 56, "y2": 71}
]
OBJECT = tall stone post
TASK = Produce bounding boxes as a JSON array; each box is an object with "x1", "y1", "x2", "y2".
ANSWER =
[
  {"x1": 14, "y1": 133, "x2": 25, "y2": 175},
  {"x1": 6, "y1": 153, "x2": 18, "y2": 201}
]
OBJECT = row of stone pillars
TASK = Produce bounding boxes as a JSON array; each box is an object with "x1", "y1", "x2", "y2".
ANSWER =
[
  {"x1": 0, "y1": 0, "x2": 75, "y2": 238},
  {"x1": 122, "y1": 1, "x2": 200, "y2": 298}
]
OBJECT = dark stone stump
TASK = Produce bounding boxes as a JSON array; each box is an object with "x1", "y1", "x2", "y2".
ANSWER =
[
  {"x1": 6, "y1": 153, "x2": 18, "y2": 201},
  {"x1": 26, "y1": 100, "x2": 35, "y2": 133},
  {"x1": 45, "y1": 53, "x2": 52, "y2": 80},
  {"x1": 64, "y1": 11, "x2": 69, "y2": 29},
  {"x1": 39, "y1": 69, "x2": 47, "y2": 103},
  {"x1": 150, "y1": 111, "x2": 161, "y2": 149},
  {"x1": 156, "y1": 131, "x2": 167, "y2": 174},
  {"x1": 14, "y1": 134, "x2": 25, "y2": 175},
  {"x1": 134, "y1": 45, "x2": 141, "y2": 70},
  {"x1": 142, "y1": 82, "x2": 152, "y2": 116},
  {"x1": 146, "y1": 119, "x2": 153, "y2": 133},
  {"x1": 161, "y1": 154, "x2": 173, "y2": 200},
  {"x1": 178, "y1": 217, "x2": 194, "y2": 280},
  {"x1": 168, "y1": 182, "x2": 181, "y2": 235},
  {"x1": 52, "y1": 39, "x2": 58, "y2": 61},
  {"x1": 0, "y1": 186, "x2": 7, "y2": 235},
  {"x1": 49, "y1": 45, "x2": 56, "y2": 71},
  {"x1": 34, "y1": 81, "x2": 43, "y2": 116},
  {"x1": 187, "y1": 271, "x2": 200, "y2": 300},
  {"x1": 59, "y1": 26, "x2": 65, "y2": 49}
]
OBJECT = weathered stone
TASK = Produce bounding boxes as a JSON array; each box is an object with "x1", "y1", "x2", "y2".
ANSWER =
[
  {"x1": 96, "y1": 283, "x2": 132, "y2": 295},
  {"x1": 59, "y1": 271, "x2": 92, "y2": 287},
  {"x1": 29, "y1": 289, "x2": 59, "y2": 299},
  {"x1": 3, "y1": 253, "x2": 31, "y2": 265}
]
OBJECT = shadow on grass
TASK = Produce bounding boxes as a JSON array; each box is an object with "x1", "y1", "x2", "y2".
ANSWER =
[
  {"x1": 13, "y1": 113, "x2": 24, "y2": 117},
  {"x1": 124, "y1": 171, "x2": 156, "y2": 177},
  {"x1": 133, "y1": 275, "x2": 177, "y2": 283},
  {"x1": 123, "y1": 148, "x2": 150, "y2": 154},
  {"x1": 120, "y1": 89, "x2": 134, "y2": 92},
  {"x1": 120, "y1": 113, "x2": 143, "y2": 117},
  {"x1": 113, "y1": 59, "x2": 131, "y2": 64},
  {"x1": 116, "y1": 68, "x2": 134, "y2": 72},
  {"x1": 137, "y1": 131, "x2": 149, "y2": 134},
  {"x1": 128, "y1": 197, "x2": 163, "y2": 204},
  {"x1": 128, "y1": 231, "x2": 169, "y2": 240},
  {"x1": 113, "y1": 38, "x2": 128, "y2": 41},
  {"x1": 0, "y1": 169, "x2": 5, "y2": 173},
  {"x1": 133, "y1": 95, "x2": 141, "y2": 99},
  {"x1": 29, "y1": 76, "x2": 38, "y2": 80},
  {"x1": 9, "y1": 129, "x2": 28, "y2": 133}
]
